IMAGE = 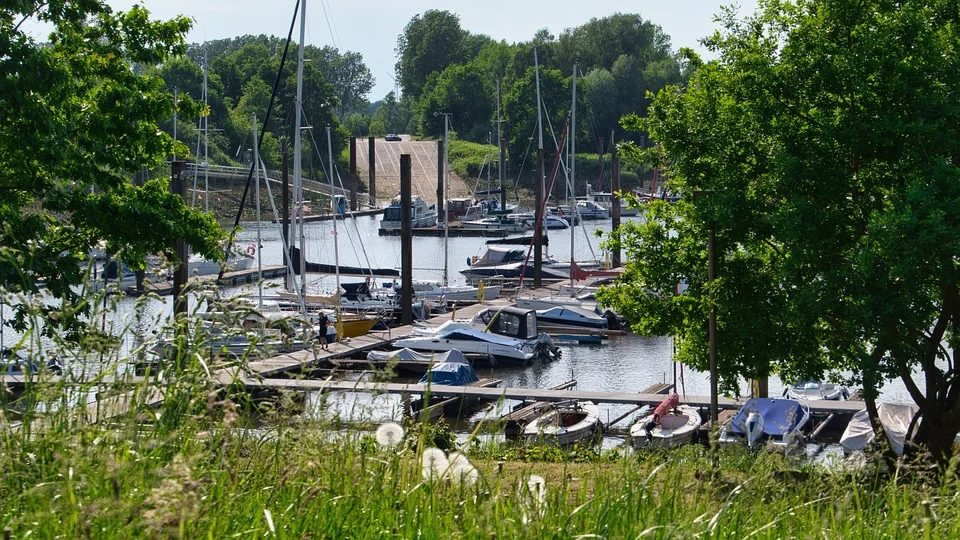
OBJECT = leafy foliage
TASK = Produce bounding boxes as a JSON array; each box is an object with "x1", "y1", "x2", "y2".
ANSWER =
[
  {"x1": 602, "y1": 0, "x2": 960, "y2": 464},
  {"x1": 0, "y1": 1, "x2": 224, "y2": 338}
]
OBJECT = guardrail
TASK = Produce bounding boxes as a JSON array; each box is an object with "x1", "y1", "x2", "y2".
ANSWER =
[{"x1": 181, "y1": 162, "x2": 374, "y2": 208}]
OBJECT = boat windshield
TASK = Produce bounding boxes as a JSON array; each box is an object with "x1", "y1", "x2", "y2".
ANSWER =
[{"x1": 383, "y1": 207, "x2": 401, "y2": 221}]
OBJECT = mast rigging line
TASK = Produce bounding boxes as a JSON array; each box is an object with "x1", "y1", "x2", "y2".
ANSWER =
[
  {"x1": 220, "y1": 0, "x2": 301, "y2": 280},
  {"x1": 300, "y1": 108, "x2": 379, "y2": 280},
  {"x1": 539, "y1": 92, "x2": 599, "y2": 264},
  {"x1": 517, "y1": 118, "x2": 569, "y2": 291}
]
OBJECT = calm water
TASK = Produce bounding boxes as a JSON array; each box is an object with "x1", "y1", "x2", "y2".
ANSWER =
[{"x1": 0, "y1": 212, "x2": 922, "y2": 434}]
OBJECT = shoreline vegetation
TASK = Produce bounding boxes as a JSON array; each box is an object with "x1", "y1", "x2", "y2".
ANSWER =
[{"x1": 1, "y1": 292, "x2": 957, "y2": 538}]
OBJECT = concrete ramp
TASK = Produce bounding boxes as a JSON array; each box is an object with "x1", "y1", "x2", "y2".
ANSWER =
[{"x1": 356, "y1": 135, "x2": 472, "y2": 206}]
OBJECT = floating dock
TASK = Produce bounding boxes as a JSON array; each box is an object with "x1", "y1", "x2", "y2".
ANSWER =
[
  {"x1": 128, "y1": 265, "x2": 287, "y2": 296},
  {"x1": 378, "y1": 225, "x2": 513, "y2": 237}
]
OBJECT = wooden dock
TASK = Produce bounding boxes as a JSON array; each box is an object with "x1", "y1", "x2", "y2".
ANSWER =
[
  {"x1": 411, "y1": 377, "x2": 502, "y2": 421},
  {"x1": 130, "y1": 265, "x2": 287, "y2": 296},
  {"x1": 378, "y1": 225, "x2": 512, "y2": 237}
]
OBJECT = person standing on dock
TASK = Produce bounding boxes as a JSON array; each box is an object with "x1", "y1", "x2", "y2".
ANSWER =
[{"x1": 318, "y1": 314, "x2": 329, "y2": 350}]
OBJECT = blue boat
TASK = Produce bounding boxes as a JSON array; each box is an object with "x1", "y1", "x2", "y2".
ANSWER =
[
  {"x1": 718, "y1": 397, "x2": 810, "y2": 449},
  {"x1": 418, "y1": 362, "x2": 480, "y2": 386}
]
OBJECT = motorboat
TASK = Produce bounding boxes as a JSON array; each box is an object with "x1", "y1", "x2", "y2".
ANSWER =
[
  {"x1": 587, "y1": 187, "x2": 639, "y2": 217},
  {"x1": 523, "y1": 400, "x2": 601, "y2": 446},
  {"x1": 460, "y1": 215, "x2": 529, "y2": 233},
  {"x1": 630, "y1": 393, "x2": 702, "y2": 449},
  {"x1": 417, "y1": 360, "x2": 479, "y2": 386},
  {"x1": 396, "y1": 280, "x2": 502, "y2": 303},
  {"x1": 379, "y1": 195, "x2": 438, "y2": 230},
  {"x1": 534, "y1": 305, "x2": 609, "y2": 330},
  {"x1": 506, "y1": 212, "x2": 569, "y2": 230},
  {"x1": 840, "y1": 402, "x2": 919, "y2": 456},
  {"x1": 1, "y1": 348, "x2": 63, "y2": 376},
  {"x1": 393, "y1": 306, "x2": 559, "y2": 365},
  {"x1": 366, "y1": 348, "x2": 468, "y2": 374},
  {"x1": 718, "y1": 397, "x2": 810, "y2": 449},
  {"x1": 187, "y1": 247, "x2": 254, "y2": 276},
  {"x1": 783, "y1": 380, "x2": 850, "y2": 401},
  {"x1": 461, "y1": 246, "x2": 570, "y2": 283},
  {"x1": 575, "y1": 200, "x2": 609, "y2": 220}
]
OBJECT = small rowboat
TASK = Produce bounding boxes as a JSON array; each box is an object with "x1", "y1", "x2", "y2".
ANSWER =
[
  {"x1": 523, "y1": 401, "x2": 601, "y2": 446},
  {"x1": 631, "y1": 396, "x2": 702, "y2": 449}
]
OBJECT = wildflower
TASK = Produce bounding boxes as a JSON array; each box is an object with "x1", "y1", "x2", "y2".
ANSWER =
[
  {"x1": 375, "y1": 422, "x2": 405, "y2": 449},
  {"x1": 421, "y1": 447, "x2": 449, "y2": 482},
  {"x1": 453, "y1": 465, "x2": 479, "y2": 486},
  {"x1": 526, "y1": 474, "x2": 546, "y2": 507}
]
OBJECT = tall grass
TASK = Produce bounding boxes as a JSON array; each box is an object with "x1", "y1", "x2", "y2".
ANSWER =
[{"x1": 2, "y1": 288, "x2": 960, "y2": 537}]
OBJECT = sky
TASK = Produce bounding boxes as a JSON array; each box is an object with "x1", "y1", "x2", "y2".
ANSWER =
[{"x1": 23, "y1": 0, "x2": 759, "y2": 99}]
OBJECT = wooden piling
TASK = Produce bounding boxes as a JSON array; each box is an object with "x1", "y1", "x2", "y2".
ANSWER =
[
  {"x1": 349, "y1": 136, "x2": 358, "y2": 211},
  {"x1": 400, "y1": 154, "x2": 413, "y2": 324},
  {"x1": 368, "y1": 136, "x2": 376, "y2": 206}
]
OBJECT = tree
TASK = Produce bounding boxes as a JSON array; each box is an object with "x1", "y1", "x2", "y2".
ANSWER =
[
  {"x1": 417, "y1": 63, "x2": 493, "y2": 141},
  {"x1": 1, "y1": 2, "x2": 224, "y2": 338},
  {"x1": 601, "y1": 0, "x2": 960, "y2": 465},
  {"x1": 311, "y1": 46, "x2": 374, "y2": 119},
  {"x1": 370, "y1": 92, "x2": 413, "y2": 136},
  {"x1": 395, "y1": 10, "x2": 469, "y2": 99}
]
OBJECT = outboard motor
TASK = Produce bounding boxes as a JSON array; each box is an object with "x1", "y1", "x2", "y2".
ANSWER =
[
  {"x1": 643, "y1": 419, "x2": 657, "y2": 445},
  {"x1": 745, "y1": 411, "x2": 765, "y2": 447},
  {"x1": 603, "y1": 310, "x2": 621, "y2": 331}
]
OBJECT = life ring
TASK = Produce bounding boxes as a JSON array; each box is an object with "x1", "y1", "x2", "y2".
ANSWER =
[{"x1": 246, "y1": 243, "x2": 256, "y2": 256}]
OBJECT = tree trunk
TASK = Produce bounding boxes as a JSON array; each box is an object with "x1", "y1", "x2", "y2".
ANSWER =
[{"x1": 910, "y1": 405, "x2": 959, "y2": 470}]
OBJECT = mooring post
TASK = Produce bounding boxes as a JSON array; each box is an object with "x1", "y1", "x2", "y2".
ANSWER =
[
  {"x1": 368, "y1": 136, "x2": 377, "y2": 207},
  {"x1": 611, "y1": 131, "x2": 622, "y2": 268},
  {"x1": 534, "y1": 148, "x2": 544, "y2": 287},
  {"x1": 171, "y1": 160, "x2": 188, "y2": 316},
  {"x1": 349, "y1": 136, "x2": 358, "y2": 211},
  {"x1": 400, "y1": 154, "x2": 413, "y2": 325},
  {"x1": 436, "y1": 139, "x2": 445, "y2": 220}
]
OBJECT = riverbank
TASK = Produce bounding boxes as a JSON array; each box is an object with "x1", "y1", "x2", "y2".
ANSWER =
[{"x1": 2, "y1": 379, "x2": 956, "y2": 538}]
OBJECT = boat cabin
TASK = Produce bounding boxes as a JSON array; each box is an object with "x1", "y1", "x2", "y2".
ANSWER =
[{"x1": 472, "y1": 306, "x2": 539, "y2": 340}]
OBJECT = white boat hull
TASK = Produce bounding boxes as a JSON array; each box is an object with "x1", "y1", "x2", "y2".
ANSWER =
[
  {"x1": 630, "y1": 405, "x2": 702, "y2": 449},
  {"x1": 523, "y1": 401, "x2": 601, "y2": 446}
]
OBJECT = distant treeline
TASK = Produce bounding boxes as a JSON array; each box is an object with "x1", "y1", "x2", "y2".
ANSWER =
[
  {"x1": 349, "y1": 10, "x2": 687, "y2": 187},
  {"x1": 153, "y1": 12, "x2": 684, "y2": 189}
]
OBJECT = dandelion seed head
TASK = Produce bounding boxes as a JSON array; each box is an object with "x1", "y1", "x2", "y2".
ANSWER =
[
  {"x1": 447, "y1": 451, "x2": 472, "y2": 470},
  {"x1": 453, "y1": 465, "x2": 479, "y2": 486},
  {"x1": 375, "y1": 422, "x2": 405, "y2": 448},
  {"x1": 421, "y1": 447, "x2": 449, "y2": 482},
  {"x1": 527, "y1": 474, "x2": 546, "y2": 504}
]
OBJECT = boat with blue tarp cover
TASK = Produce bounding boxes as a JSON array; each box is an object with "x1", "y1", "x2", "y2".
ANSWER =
[{"x1": 718, "y1": 397, "x2": 810, "y2": 450}]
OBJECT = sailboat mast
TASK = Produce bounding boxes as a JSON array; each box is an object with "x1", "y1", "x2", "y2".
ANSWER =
[
  {"x1": 496, "y1": 79, "x2": 503, "y2": 210},
  {"x1": 203, "y1": 48, "x2": 209, "y2": 213},
  {"x1": 293, "y1": 0, "x2": 307, "y2": 302},
  {"x1": 570, "y1": 63, "x2": 577, "y2": 293},
  {"x1": 442, "y1": 113, "x2": 450, "y2": 287},
  {"x1": 326, "y1": 124, "x2": 341, "y2": 308},
  {"x1": 252, "y1": 113, "x2": 263, "y2": 308}
]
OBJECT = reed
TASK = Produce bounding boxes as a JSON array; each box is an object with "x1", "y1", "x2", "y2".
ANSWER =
[{"x1": 2, "y1": 289, "x2": 959, "y2": 538}]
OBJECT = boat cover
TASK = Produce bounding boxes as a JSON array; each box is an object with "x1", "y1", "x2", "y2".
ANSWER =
[
  {"x1": 840, "y1": 402, "x2": 919, "y2": 455},
  {"x1": 728, "y1": 398, "x2": 804, "y2": 436},
  {"x1": 367, "y1": 348, "x2": 468, "y2": 364},
  {"x1": 418, "y1": 362, "x2": 480, "y2": 386}
]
